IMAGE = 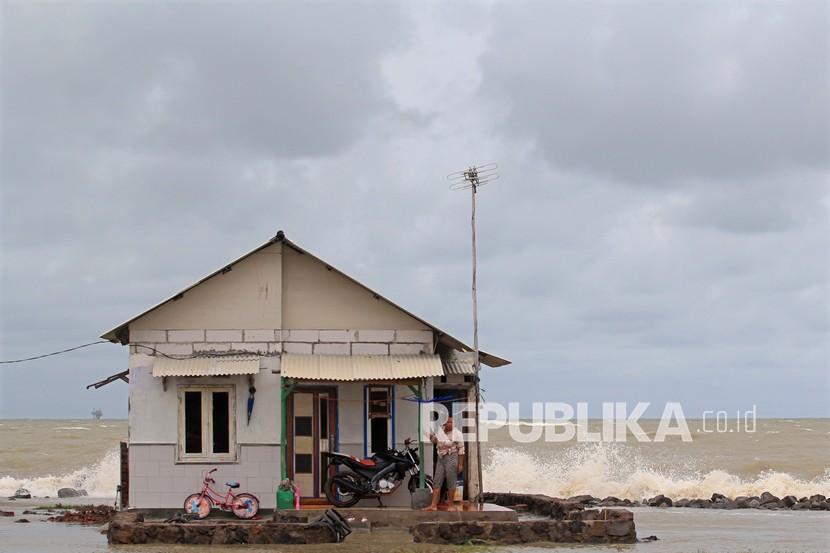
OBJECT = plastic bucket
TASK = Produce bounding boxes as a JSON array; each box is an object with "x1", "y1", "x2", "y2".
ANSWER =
[{"x1": 276, "y1": 488, "x2": 295, "y2": 510}]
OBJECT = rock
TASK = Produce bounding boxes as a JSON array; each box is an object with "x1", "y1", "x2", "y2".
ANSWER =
[
  {"x1": 711, "y1": 493, "x2": 728, "y2": 503},
  {"x1": 780, "y1": 495, "x2": 797, "y2": 508},
  {"x1": 57, "y1": 488, "x2": 88, "y2": 498},
  {"x1": 641, "y1": 535, "x2": 659, "y2": 542},
  {"x1": 14, "y1": 518, "x2": 30, "y2": 523},
  {"x1": 688, "y1": 499, "x2": 711, "y2": 509},
  {"x1": 674, "y1": 498, "x2": 691, "y2": 508},
  {"x1": 809, "y1": 494, "x2": 827, "y2": 502},
  {"x1": 758, "y1": 492, "x2": 779, "y2": 505},
  {"x1": 748, "y1": 498, "x2": 761, "y2": 508},
  {"x1": 13, "y1": 488, "x2": 31, "y2": 499},
  {"x1": 48, "y1": 505, "x2": 115, "y2": 524},
  {"x1": 567, "y1": 495, "x2": 598, "y2": 505},
  {"x1": 646, "y1": 495, "x2": 673, "y2": 508},
  {"x1": 734, "y1": 497, "x2": 751, "y2": 508}
]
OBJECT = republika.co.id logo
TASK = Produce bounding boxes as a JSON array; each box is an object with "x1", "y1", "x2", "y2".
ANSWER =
[{"x1": 422, "y1": 402, "x2": 758, "y2": 443}]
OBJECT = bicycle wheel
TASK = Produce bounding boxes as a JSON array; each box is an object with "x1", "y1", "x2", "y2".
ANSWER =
[
  {"x1": 232, "y1": 493, "x2": 260, "y2": 519},
  {"x1": 183, "y1": 493, "x2": 212, "y2": 519}
]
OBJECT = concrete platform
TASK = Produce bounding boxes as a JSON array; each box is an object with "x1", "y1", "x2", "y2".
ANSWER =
[{"x1": 277, "y1": 502, "x2": 517, "y2": 526}]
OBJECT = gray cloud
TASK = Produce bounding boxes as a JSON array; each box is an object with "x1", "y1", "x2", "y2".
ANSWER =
[
  {"x1": 1, "y1": 1, "x2": 827, "y2": 419},
  {"x1": 481, "y1": 1, "x2": 829, "y2": 183}
]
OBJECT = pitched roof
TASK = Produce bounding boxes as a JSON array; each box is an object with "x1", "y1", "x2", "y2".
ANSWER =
[{"x1": 101, "y1": 231, "x2": 510, "y2": 368}]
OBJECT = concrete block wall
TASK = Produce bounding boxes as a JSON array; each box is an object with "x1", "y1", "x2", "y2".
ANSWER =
[
  {"x1": 128, "y1": 444, "x2": 281, "y2": 509},
  {"x1": 129, "y1": 328, "x2": 434, "y2": 357}
]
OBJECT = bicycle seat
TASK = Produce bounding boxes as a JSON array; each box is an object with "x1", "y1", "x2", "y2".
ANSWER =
[{"x1": 225, "y1": 481, "x2": 240, "y2": 489}]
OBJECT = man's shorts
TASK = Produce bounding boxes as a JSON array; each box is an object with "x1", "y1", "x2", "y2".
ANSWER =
[{"x1": 433, "y1": 452, "x2": 458, "y2": 489}]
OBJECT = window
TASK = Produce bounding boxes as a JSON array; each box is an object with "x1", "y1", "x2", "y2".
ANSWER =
[
  {"x1": 367, "y1": 386, "x2": 392, "y2": 454},
  {"x1": 178, "y1": 386, "x2": 236, "y2": 462},
  {"x1": 368, "y1": 387, "x2": 391, "y2": 418}
]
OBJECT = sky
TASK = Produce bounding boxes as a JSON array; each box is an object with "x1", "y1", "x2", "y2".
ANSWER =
[{"x1": 0, "y1": 1, "x2": 827, "y2": 419}]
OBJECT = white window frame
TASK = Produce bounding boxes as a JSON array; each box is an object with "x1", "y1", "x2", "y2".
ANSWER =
[{"x1": 177, "y1": 384, "x2": 237, "y2": 463}]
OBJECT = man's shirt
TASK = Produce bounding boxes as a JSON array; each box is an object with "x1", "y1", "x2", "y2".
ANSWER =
[{"x1": 435, "y1": 427, "x2": 465, "y2": 457}]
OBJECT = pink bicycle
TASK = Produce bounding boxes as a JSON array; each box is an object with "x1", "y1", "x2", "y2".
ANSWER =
[{"x1": 183, "y1": 468, "x2": 260, "y2": 519}]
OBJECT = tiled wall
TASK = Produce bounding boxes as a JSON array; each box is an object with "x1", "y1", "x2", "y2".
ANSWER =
[
  {"x1": 128, "y1": 444, "x2": 280, "y2": 509},
  {"x1": 128, "y1": 328, "x2": 433, "y2": 357}
]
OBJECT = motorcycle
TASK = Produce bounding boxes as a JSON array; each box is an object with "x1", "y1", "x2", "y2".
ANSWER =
[{"x1": 324, "y1": 438, "x2": 433, "y2": 507}]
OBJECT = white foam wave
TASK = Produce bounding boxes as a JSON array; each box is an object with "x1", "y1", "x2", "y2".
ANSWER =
[
  {"x1": 0, "y1": 449, "x2": 120, "y2": 498},
  {"x1": 53, "y1": 427, "x2": 91, "y2": 431},
  {"x1": 483, "y1": 444, "x2": 830, "y2": 500}
]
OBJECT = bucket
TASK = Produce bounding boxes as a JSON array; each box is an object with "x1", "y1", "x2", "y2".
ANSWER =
[
  {"x1": 276, "y1": 488, "x2": 295, "y2": 510},
  {"x1": 454, "y1": 477, "x2": 464, "y2": 502}
]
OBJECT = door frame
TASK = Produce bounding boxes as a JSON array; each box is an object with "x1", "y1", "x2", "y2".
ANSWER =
[
  {"x1": 286, "y1": 385, "x2": 338, "y2": 498},
  {"x1": 431, "y1": 386, "x2": 472, "y2": 500}
]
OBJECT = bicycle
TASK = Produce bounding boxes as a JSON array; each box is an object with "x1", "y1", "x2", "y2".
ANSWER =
[{"x1": 183, "y1": 468, "x2": 260, "y2": 519}]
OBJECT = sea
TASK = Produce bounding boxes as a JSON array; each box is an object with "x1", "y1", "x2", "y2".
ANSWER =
[{"x1": 0, "y1": 418, "x2": 828, "y2": 552}]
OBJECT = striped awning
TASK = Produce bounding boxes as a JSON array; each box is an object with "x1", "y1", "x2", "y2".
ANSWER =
[
  {"x1": 442, "y1": 359, "x2": 477, "y2": 375},
  {"x1": 152, "y1": 356, "x2": 260, "y2": 377},
  {"x1": 280, "y1": 354, "x2": 443, "y2": 381}
]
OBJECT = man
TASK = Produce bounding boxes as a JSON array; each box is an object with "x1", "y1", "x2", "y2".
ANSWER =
[{"x1": 423, "y1": 415, "x2": 465, "y2": 511}]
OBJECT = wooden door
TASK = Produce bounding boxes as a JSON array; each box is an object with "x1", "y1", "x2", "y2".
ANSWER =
[{"x1": 288, "y1": 388, "x2": 337, "y2": 498}]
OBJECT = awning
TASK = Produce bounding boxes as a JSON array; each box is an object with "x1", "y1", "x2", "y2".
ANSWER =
[
  {"x1": 442, "y1": 359, "x2": 477, "y2": 375},
  {"x1": 281, "y1": 354, "x2": 443, "y2": 381},
  {"x1": 152, "y1": 356, "x2": 260, "y2": 377}
]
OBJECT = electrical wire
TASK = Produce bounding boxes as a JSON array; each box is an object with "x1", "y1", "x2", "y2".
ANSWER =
[{"x1": 0, "y1": 340, "x2": 111, "y2": 364}]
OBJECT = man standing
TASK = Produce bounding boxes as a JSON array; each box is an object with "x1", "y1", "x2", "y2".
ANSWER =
[{"x1": 423, "y1": 415, "x2": 465, "y2": 511}]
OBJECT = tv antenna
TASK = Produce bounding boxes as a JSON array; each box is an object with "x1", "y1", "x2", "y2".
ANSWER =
[{"x1": 447, "y1": 163, "x2": 498, "y2": 506}]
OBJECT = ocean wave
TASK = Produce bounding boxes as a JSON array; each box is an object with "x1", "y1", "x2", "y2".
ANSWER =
[
  {"x1": 53, "y1": 427, "x2": 91, "y2": 431},
  {"x1": 0, "y1": 449, "x2": 119, "y2": 498},
  {"x1": 483, "y1": 444, "x2": 830, "y2": 500}
]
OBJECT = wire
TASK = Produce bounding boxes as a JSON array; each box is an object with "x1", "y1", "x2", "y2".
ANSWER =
[
  {"x1": 131, "y1": 344, "x2": 271, "y2": 359},
  {"x1": 0, "y1": 340, "x2": 111, "y2": 364}
]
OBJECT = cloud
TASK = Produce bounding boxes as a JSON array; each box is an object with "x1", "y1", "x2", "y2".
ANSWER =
[
  {"x1": 0, "y1": 1, "x2": 827, "y2": 418},
  {"x1": 480, "y1": 1, "x2": 829, "y2": 183}
]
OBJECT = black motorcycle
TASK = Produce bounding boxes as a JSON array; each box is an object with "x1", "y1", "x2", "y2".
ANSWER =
[{"x1": 324, "y1": 438, "x2": 433, "y2": 507}]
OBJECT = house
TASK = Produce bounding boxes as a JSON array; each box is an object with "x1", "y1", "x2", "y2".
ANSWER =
[{"x1": 100, "y1": 231, "x2": 509, "y2": 509}]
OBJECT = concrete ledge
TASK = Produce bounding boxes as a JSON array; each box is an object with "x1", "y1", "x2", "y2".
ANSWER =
[
  {"x1": 411, "y1": 516, "x2": 636, "y2": 545},
  {"x1": 275, "y1": 504, "x2": 517, "y2": 526},
  {"x1": 482, "y1": 492, "x2": 583, "y2": 519},
  {"x1": 107, "y1": 512, "x2": 337, "y2": 545}
]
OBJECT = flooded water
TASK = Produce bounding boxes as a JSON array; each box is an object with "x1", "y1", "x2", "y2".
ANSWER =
[
  {"x1": 0, "y1": 419, "x2": 828, "y2": 552},
  {"x1": 0, "y1": 508, "x2": 828, "y2": 553}
]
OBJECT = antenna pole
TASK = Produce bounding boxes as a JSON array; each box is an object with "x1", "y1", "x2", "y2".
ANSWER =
[
  {"x1": 470, "y1": 169, "x2": 484, "y2": 507},
  {"x1": 448, "y1": 162, "x2": 498, "y2": 508}
]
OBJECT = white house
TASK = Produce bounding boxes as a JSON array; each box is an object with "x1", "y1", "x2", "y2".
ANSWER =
[{"x1": 99, "y1": 231, "x2": 509, "y2": 509}]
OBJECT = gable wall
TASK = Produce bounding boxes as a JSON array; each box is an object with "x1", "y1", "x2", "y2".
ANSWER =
[
  {"x1": 130, "y1": 242, "x2": 283, "y2": 332},
  {"x1": 281, "y1": 245, "x2": 429, "y2": 330}
]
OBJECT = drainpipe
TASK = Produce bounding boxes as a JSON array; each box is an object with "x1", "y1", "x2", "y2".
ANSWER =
[
  {"x1": 279, "y1": 377, "x2": 296, "y2": 481},
  {"x1": 418, "y1": 378, "x2": 425, "y2": 489},
  {"x1": 280, "y1": 376, "x2": 287, "y2": 481}
]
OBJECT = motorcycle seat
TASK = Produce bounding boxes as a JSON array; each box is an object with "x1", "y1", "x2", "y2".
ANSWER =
[{"x1": 225, "y1": 482, "x2": 240, "y2": 489}]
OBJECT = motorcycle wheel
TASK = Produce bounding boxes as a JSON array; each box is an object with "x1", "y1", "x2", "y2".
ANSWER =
[
  {"x1": 324, "y1": 473, "x2": 363, "y2": 508},
  {"x1": 407, "y1": 474, "x2": 434, "y2": 495}
]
